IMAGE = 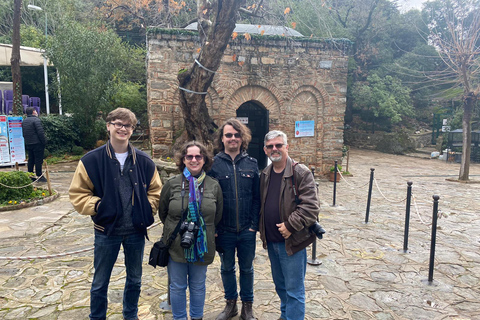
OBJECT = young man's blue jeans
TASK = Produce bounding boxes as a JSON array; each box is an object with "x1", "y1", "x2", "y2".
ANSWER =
[
  {"x1": 217, "y1": 228, "x2": 256, "y2": 302},
  {"x1": 267, "y1": 242, "x2": 307, "y2": 320},
  {"x1": 167, "y1": 257, "x2": 208, "y2": 320},
  {"x1": 90, "y1": 232, "x2": 145, "y2": 320}
]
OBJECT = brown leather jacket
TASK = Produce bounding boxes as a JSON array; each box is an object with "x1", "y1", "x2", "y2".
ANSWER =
[{"x1": 259, "y1": 157, "x2": 320, "y2": 255}]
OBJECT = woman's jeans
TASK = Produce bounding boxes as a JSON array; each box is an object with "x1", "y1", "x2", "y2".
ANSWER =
[
  {"x1": 167, "y1": 257, "x2": 208, "y2": 320},
  {"x1": 267, "y1": 242, "x2": 307, "y2": 320},
  {"x1": 217, "y1": 228, "x2": 256, "y2": 302},
  {"x1": 90, "y1": 232, "x2": 145, "y2": 320}
]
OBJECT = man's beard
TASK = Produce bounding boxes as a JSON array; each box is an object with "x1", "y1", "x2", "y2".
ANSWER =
[{"x1": 269, "y1": 153, "x2": 282, "y2": 162}]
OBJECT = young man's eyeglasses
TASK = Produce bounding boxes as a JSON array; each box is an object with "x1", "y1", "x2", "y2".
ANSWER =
[
  {"x1": 265, "y1": 144, "x2": 284, "y2": 150},
  {"x1": 109, "y1": 122, "x2": 135, "y2": 130},
  {"x1": 224, "y1": 133, "x2": 241, "y2": 138},
  {"x1": 185, "y1": 155, "x2": 204, "y2": 161}
]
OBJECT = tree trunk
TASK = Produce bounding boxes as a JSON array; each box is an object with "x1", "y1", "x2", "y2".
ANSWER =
[
  {"x1": 177, "y1": 0, "x2": 245, "y2": 146},
  {"x1": 458, "y1": 92, "x2": 475, "y2": 181},
  {"x1": 11, "y1": 0, "x2": 22, "y2": 115}
]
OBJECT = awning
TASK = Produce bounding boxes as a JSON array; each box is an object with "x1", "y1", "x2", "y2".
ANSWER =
[{"x1": 0, "y1": 43, "x2": 52, "y2": 66}]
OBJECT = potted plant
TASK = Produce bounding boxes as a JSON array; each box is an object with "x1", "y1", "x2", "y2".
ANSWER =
[{"x1": 329, "y1": 164, "x2": 342, "y2": 182}]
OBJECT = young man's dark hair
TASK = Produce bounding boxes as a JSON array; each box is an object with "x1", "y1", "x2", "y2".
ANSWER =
[{"x1": 214, "y1": 118, "x2": 252, "y2": 152}]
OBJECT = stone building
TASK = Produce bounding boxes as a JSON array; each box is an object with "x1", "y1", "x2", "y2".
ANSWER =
[{"x1": 147, "y1": 26, "x2": 351, "y2": 172}]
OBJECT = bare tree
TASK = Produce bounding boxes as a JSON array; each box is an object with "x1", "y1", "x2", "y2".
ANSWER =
[
  {"x1": 177, "y1": 0, "x2": 246, "y2": 145},
  {"x1": 11, "y1": 0, "x2": 22, "y2": 115},
  {"x1": 426, "y1": 0, "x2": 480, "y2": 180}
]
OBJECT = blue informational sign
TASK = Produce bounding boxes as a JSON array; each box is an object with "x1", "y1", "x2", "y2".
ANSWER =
[
  {"x1": 295, "y1": 120, "x2": 315, "y2": 137},
  {"x1": 0, "y1": 115, "x2": 9, "y2": 163},
  {"x1": 7, "y1": 116, "x2": 26, "y2": 163}
]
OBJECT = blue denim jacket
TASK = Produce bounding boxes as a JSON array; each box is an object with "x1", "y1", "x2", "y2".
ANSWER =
[{"x1": 208, "y1": 151, "x2": 261, "y2": 233}]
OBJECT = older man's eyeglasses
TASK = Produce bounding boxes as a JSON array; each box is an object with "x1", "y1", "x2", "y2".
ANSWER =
[
  {"x1": 224, "y1": 133, "x2": 241, "y2": 138},
  {"x1": 185, "y1": 155, "x2": 204, "y2": 161},
  {"x1": 265, "y1": 144, "x2": 284, "y2": 150},
  {"x1": 109, "y1": 122, "x2": 135, "y2": 130}
]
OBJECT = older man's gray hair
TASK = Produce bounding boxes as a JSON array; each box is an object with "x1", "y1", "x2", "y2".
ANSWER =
[{"x1": 264, "y1": 130, "x2": 288, "y2": 145}]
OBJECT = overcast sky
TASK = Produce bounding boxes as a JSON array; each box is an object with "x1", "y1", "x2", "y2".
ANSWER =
[{"x1": 396, "y1": 0, "x2": 428, "y2": 12}]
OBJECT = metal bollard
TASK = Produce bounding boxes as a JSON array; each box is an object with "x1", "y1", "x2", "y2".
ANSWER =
[
  {"x1": 308, "y1": 167, "x2": 322, "y2": 266},
  {"x1": 403, "y1": 181, "x2": 413, "y2": 252},
  {"x1": 428, "y1": 195, "x2": 440, "y2": 283},
  {"x1": 332, "y1": 160, "x2": 338, "y2": 206},
  {"x1": 365, "y1": 168, "x2": 375, "y2": 223},
  {"x1": 159, "y1": 272, "x2": 172, "y2": 310}
]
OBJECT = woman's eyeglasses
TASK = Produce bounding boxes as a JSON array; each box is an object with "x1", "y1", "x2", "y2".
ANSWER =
[
  {"x1": 224, "y1": 133, "x2": 241, "y2": 138},
  {"x1": 109, "y1": 122, "x2": 135, "y2": 130},
  {"x1": 185, "y1": 155, "x2": 204, "y2": 161},
  {"x1": 265, "y1": 144, "x2": 284, "y2": 150}
]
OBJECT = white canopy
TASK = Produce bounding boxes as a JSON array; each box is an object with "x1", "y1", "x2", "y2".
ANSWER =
[{"x1": 0, "y1": 43, "x2": 52, "y2": 66}]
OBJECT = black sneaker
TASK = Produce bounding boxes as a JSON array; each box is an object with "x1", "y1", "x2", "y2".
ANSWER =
[{"x1": 38, "y1": 176, "x2": 47, "y2": 183}]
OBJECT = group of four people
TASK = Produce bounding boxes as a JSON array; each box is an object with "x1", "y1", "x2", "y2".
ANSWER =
[{"x1": 69, "y1": 108, "x2": 320, "y2": 320}]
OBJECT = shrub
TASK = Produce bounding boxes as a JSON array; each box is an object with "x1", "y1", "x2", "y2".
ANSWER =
[
  {"x1": 0, "y1": 171, "x2": 34, "y2": 204},
  {"x1": 71, "y1": 146, "x2": 84, "y2": 156},
  {"x1": 40, "y1": 114, "x2": 81, "y2": 155}
]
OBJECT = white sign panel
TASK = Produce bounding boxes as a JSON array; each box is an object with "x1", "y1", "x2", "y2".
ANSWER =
[
  {"x1": 237, "y1": 117, "x2": 248, "y2": 124},
  {"x1": 295, "y1": 120, "x2": 315, "y2": 137},
  {"x1": 0, "y1": 115, "x2": 9, "y2": 163},
  {"x1": 7, "y1": 116, "x2": 26, "y2": 163}
]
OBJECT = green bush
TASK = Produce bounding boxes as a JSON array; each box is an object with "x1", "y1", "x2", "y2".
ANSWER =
[
  {"x1": 0, "y1": 171, "x2": 34, "y2": 204},
  {"x1": 71, "y1": 146, "x2": 84, "y2": 155},
  {"x1": 40, "y1": 114, "x2": 81, "y2": 155}
]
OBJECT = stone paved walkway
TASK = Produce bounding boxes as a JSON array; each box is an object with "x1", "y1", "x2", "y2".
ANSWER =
[{"x1": 0, "y1": 149, "x2": 479, "y2": 319}]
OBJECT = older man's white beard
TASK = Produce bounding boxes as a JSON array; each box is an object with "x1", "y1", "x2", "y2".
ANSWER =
[{"x1": 269, "y1": 154, "x2": 282, "y2": 162}]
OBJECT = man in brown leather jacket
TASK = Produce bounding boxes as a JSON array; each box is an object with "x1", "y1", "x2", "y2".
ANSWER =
[{"x1": 259, "y1": 130, "x2": 319, "y2": 320}]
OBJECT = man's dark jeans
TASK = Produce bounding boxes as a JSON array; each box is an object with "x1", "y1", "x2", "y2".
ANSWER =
[
  {"x1": 217, "y1": 228, "x2": 256, "y2": 302},
  {"x1": 25, "y1": 143, "x2": 44, "y2": 177}
]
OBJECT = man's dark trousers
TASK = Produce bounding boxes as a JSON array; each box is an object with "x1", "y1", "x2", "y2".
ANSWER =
[{"x1": 26, "y1": 143, "x2": 45, "y2": 177}]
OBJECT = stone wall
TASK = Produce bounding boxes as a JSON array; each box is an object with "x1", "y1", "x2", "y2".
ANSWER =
[{"x1": 147, "y1": 29, "x2": 351, "y2": 173}]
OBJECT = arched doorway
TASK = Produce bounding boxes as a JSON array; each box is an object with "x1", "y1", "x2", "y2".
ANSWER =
[{"x1": 236, "y1": 101, "x2": 269, "y2": 169}]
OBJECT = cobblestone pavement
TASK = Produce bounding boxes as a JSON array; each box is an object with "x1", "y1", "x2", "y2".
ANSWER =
[{"x1": 0, "y1": 149, "x2": 479, "y2": 320}]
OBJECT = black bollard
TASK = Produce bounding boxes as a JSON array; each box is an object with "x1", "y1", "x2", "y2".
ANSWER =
[
  {"x1": 365, "y1": 168, "x2": 375, "y2": 223},
  {"x1": 428, "y1": 195, "x2": 440, "y2": 283},
  {"x1": 308, "y1": 167, "x2": 322, "y2": 266},
  {"x1": 332, "y1": 160, "x2": 338, "y2": 206},
  {"x1": 403, "y1": 181, "x2": 413, "y2": 252},
  {"x1": 159, "y1": 272, "x2": 172, "y2": 310}
]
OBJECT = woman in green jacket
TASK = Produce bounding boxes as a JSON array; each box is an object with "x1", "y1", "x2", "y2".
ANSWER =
[{"x1": 159, "y1": 141, "x2": 223, "y2": 320}]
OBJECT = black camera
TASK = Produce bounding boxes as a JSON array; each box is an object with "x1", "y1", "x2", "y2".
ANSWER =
[
  {"x1": 179, "y1": 221, "x2": 200, "y2": 248},
  {"x1": 309, "y1": 222, "x2": 326, "y2": 239}
]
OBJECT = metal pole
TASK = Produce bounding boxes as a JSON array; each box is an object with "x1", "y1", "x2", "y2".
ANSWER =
[
  {"x1": 159, "y1": 272, "x2": 172, "y2": 310},
  {"x1": 44, "y1": 12, "x2": 50, "y2": 114},
  {"x1": 403, "y1": 181, "x2": 413, "y2": 252},
  {"x1": 308, "y1": 167, "x2": 321, "y2": 266},
  {"x1": 333, "y1": 160, "x2": 337, "y2": 206},
  {"x1": 428, "y1": 195, "x2": 440, "y2": 283},
  {"x1": 365, "y1": 168, "x2": 375, "y2": 223}
]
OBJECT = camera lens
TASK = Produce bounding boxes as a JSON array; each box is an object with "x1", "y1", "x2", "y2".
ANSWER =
[{"x1": 309, "y1": 222, "x2": 326, "y2": 239}]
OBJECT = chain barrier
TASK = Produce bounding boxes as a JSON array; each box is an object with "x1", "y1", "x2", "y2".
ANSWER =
[
  {"x1": 337, "y1": 169, "x2": 370, "y2": 189},
  {"x1": 0, "y1": 171, "x2": 47, "y2": 189},
  {"x1": 0, "y1": 220, "x2": 163, "y2": 261},
  {"x1": 373, "y1": 178, "x2": 407, "y2": 203},
  {"x1": 411, "y1": 193, "x2": 446, "y2": 226}
]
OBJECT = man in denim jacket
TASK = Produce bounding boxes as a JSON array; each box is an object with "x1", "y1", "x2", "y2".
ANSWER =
[{"x1": 208, "y1": 118, "x2": 261, "y2": 320}]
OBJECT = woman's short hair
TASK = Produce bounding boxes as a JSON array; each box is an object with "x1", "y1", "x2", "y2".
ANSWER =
[
  {"x1": 214, "y1": 118, "x2": 252, "y2": 152},
  {"x1": 176, "y1": 141, "x2": 213, "y2": 173},
  {"x1": 106, "y1": 108, "x2": 138, "y2": 128}
]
